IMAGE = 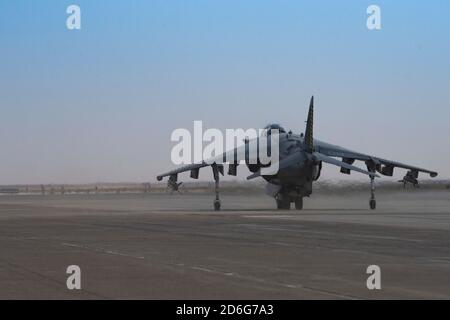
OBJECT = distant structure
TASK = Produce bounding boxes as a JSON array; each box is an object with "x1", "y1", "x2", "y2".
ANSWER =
[
  {"x1": 0, "y1": 188, "x2": 20, "y2": 194},
  {"x1": 41, "y1": 184, "x2": 46, "y2": 195},
  {"x1": 143, "y1": 183, "x2": 151, "y2": 193}
]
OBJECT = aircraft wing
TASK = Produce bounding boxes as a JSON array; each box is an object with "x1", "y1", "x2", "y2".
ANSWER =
[
  {"x1": 157, "y1": 162, "x2": 211, "y2": 181},
  {"x1": 157, "y1": 137, "x2": 260, "y2": 181},
  {"x1": 314, "y1": 139, "x2": 438, "y2": 177},
  {"x1": 247, "y1": 150, "x2": 379, "y2": 180}
]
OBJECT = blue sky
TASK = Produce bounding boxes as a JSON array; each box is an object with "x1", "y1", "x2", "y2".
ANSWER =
[{"x1": 1, "y1": 1, "x2": 449, "y2": 184}]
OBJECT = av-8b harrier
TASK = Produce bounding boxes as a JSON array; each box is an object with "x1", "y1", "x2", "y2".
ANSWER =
[{"x1": 157, "y1": 97, "x2": 437, "y2": 210}]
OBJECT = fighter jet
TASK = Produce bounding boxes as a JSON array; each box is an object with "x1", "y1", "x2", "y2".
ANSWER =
[{"x1": 157, "y1": 97, "x2": 437, "y2": 210}]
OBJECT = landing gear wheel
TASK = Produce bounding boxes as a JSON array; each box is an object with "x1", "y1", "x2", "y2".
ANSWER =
[
  {"x1": 212, "y1": 164, "x2": 222, "y2": 211},
  {"x1": 276, "y1": 200, "x2": 282, "y2": 209},
  {"x1": 295, "y1": 198, "x2": 303, "y2": 210},
  {"x1": 276, "y1": 197, "x2": 291, "y2": 210},
  {"x1": 214, "y1": 199, "x2": 221, "y2": 211},
  {"x1": 369, "y1": 199, "x2": 376, "y2": 210}
]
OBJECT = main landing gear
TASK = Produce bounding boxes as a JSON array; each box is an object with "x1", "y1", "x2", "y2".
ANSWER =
[
  {"x1": 369, "y1": 176, "x2": 376, "y2": 210},
  {"x1": 276, "y1": 196, "x2": 290, "y2": 210},
  {"x1": 276, "y1": 194, "x2": 303, "y2": 210},
  {"x1": 294, "y1": 197, "x2": 303, "y2": 210},
  {"x1": 212, "y1": 165, "x2": 221, "y2": 211}
]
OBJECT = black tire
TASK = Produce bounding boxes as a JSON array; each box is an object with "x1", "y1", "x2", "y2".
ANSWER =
[
  {"x1": 294, "y1": 198, "x2": 303, "y2": 210},
  {"x1": 276, "y1": 200, "x2": 282, "y2": 209},
  {"x1": 276, "y1": 197, "x2": 290, "y2": 210},
  {"x1": 214, "y1": 200, "x2": 221, "y2": 211},
  {"x1": 369, "y1": 199, "x2": 376, "y2": 210}
]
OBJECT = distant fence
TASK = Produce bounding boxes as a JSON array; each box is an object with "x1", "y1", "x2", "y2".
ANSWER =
[
  {"x1": 0, "y1": 180, "x2": 449, "y2": 196},
  {"x1": 0, "y1": 188, "x2": 20, "y2": 194}
]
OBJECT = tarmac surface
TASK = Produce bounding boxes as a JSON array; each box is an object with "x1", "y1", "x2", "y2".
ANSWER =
[{"x1": 1, "y1": 191, "x2": 450, "y2": 299}]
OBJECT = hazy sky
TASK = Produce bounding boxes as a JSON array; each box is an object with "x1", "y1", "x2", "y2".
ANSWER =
[{"x1": 1, "y1": 1, "x2": 449, "y2": 184}]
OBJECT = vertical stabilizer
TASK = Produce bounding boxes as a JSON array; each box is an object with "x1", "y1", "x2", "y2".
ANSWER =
[{"x1": 304, "y1": 96, "x2": 314, "y2": 152}]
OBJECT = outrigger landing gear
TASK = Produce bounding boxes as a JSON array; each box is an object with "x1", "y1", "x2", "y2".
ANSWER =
[
  {"x1": 212, "y1": 165, "x2": 221, "y2": 211},
  {"x1": 369, "y1": 176, "x2": 376, "y2": 210}
]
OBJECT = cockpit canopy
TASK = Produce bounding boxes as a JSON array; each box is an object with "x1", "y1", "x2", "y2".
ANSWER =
[{"x1": 264, "y1": 123, "x2": 286, "y2": 135}]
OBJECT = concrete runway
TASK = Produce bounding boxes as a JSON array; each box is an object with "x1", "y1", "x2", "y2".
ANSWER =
[{"x1": 1, "y1": 191, "x2": 450, "y2": 299}]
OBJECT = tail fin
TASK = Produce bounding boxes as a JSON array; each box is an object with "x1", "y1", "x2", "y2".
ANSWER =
[{"x1": 304, "y1": 96, "x2": 314, "y2": 152}]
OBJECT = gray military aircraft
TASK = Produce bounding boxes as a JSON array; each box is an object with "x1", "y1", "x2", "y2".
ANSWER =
[{"x1": 157, "y1": 97, "x2": 437, "y2": 210}]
